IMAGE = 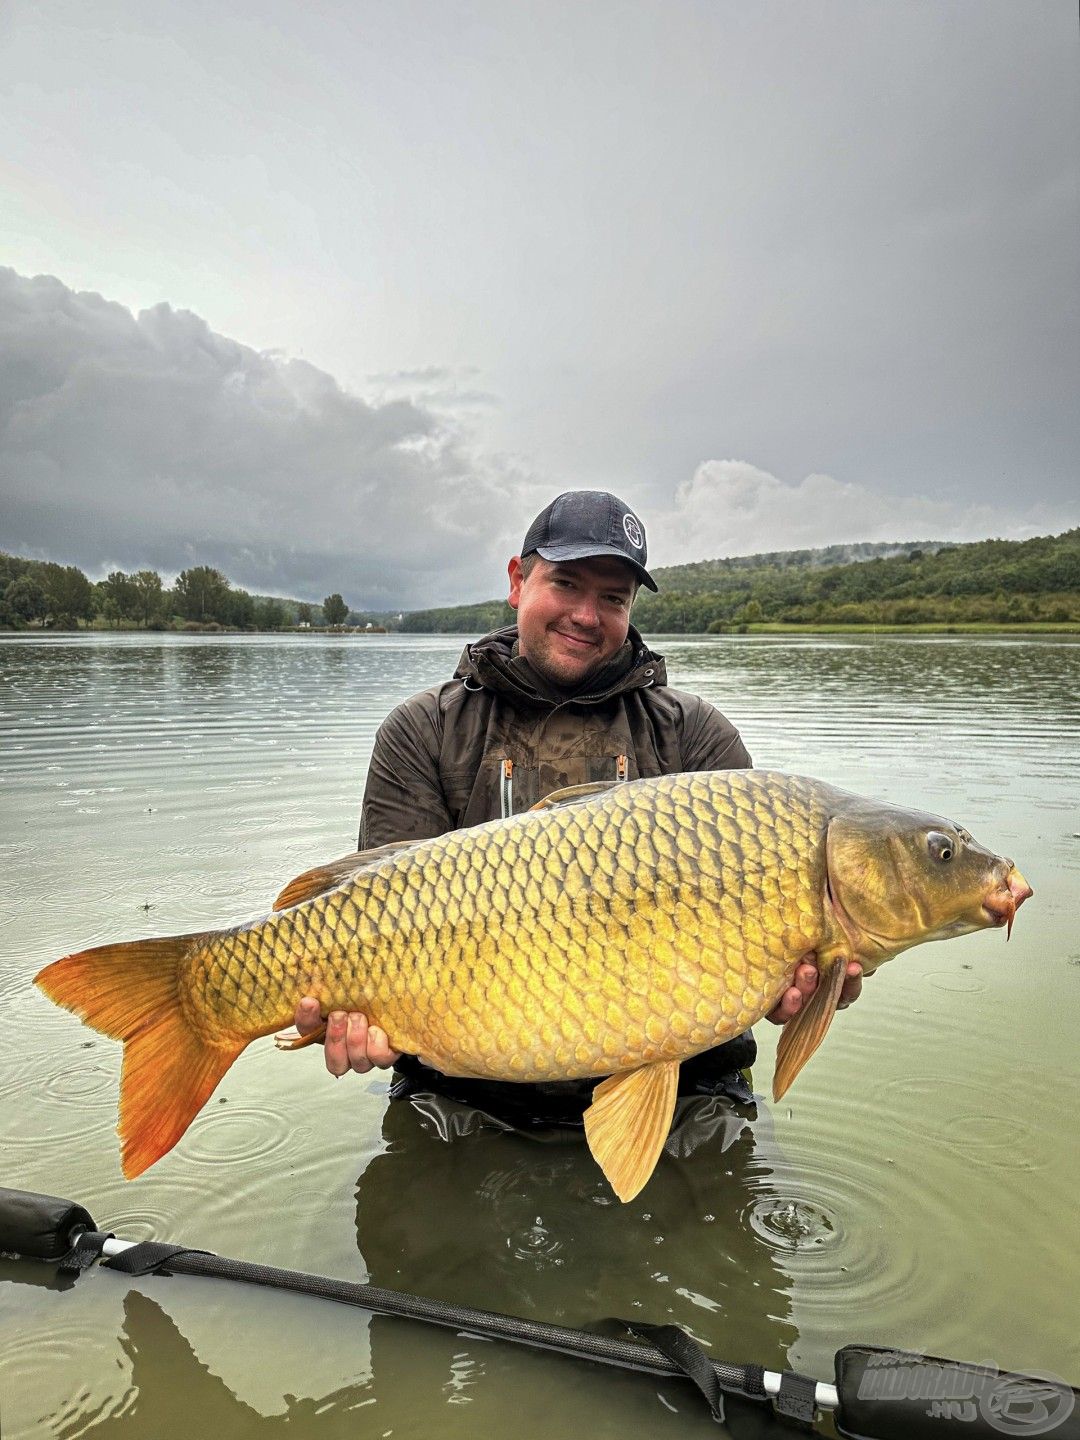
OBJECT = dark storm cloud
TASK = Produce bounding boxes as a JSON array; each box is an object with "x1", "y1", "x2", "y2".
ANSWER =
[
  {"x1": 3, "y1": 4, "x2": 1076, "y2": 585},
  {"x1": 0, "y1": 269, "x2": 541, "y2": 607}
]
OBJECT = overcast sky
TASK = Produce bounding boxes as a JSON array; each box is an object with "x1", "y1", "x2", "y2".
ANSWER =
[{"x1": 2, "y1": 1, "x2": 1077, "y2": 608}]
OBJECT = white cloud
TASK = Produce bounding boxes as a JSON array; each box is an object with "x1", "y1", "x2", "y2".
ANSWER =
[{"x1": 649, "y1": 459, "x2": 1068, "y2": 567}]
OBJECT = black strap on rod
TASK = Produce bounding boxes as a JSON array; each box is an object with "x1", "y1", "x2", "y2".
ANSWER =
[
  {"x1": 103, "y1": 1242, "x2": 213, "y2": 1276},
  {"x1": 56, "y1": 1230, "x2": 111, "y2": 1279},
  {"x1": 10, "y1": 1189, "x2": 1076, "y2": 1439},
  {"x1": 775, "y1": 1369, "x2": 819, "y2": 1427},
  {"x1": 625, "y1": 1322, "x2": 728, "y2": 1423}
]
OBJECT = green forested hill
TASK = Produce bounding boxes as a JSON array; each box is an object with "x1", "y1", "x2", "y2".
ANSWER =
[
  {"x1": 645, "y1": 539, "x2": 946, "y2": 593},
  {"x1": 4, "y1": 529, "x2": 1077, "y2": 633},
  {"x1": 400, "y1": 529, "x2": 1080, "y2": 632}
]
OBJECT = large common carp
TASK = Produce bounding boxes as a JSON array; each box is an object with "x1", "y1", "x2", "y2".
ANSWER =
[{"x1": 36, "y1": 770, "x2": 1031, "y2": 1201}]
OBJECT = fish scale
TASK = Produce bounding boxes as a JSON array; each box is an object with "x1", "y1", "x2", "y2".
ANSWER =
[
  {"x1": 37, "y1": 767, "x2": 1031, "y2": 1194},
  {"x1": 186, "y1": 770, "x2": 831, "y2": 1081}
]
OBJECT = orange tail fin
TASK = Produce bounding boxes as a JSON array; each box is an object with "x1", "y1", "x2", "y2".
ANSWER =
[{"x1": 35, "y1": 935, "x2": 246, "y2": 1179}]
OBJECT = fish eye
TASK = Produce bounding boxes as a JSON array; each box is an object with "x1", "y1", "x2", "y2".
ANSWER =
[{"x1": 927, "y1": 830, "x2": 955, "y2": 862}]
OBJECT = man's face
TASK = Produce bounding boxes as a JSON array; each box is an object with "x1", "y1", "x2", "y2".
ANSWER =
[{"x1": 507, "y1": 553, "x2": 637, "y2": 689}]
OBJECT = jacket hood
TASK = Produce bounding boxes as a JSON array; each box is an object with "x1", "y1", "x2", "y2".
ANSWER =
[{"x1": 454, "y1": 624, "x2": 667, "y2": 708}]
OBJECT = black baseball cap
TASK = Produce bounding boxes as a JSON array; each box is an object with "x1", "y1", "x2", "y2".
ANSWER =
[{"x1": 520, "y1": 490, "x2": 658, "y2": 591}]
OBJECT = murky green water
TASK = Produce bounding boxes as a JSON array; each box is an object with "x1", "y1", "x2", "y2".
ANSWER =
[{"x1": 1, "y1": 632, "x2": 1077, "y2": 1437}]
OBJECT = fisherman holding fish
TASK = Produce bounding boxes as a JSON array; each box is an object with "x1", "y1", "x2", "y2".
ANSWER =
[
  {"x1": 39, "y1": 494, "x2": 1031, "y2": 1192},
  {"x1": 291, "y1": 491, "x2": 864, "y2": 1122}
]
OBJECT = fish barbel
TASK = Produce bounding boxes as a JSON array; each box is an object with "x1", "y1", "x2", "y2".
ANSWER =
[{"x1": 36, "y1": 770, "x2": 1031, "y2": 1200}]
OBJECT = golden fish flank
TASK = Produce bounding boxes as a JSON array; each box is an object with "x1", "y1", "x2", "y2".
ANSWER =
[
  {"x1": 197, "y1": 771, "x2": 830, "y2": 1079},
  {"x1": 36, "y1": 770, "x2": 1031, "y2": 1201}
]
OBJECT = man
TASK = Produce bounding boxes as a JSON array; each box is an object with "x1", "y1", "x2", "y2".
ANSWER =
[{"x1": 293, "y1": 491, "x2": 861, "y2": 1115}]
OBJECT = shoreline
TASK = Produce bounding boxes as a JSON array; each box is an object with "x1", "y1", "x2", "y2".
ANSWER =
[{"x1": 3, "y1": 621, "x2": 1078, "y2": 638}]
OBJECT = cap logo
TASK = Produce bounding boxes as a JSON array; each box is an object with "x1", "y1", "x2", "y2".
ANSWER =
[{"x1": 622, "y1": 512, "x2": 644, "y2": 550}]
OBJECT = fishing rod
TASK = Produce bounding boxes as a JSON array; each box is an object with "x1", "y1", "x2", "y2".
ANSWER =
[{"x1": 2, "y1": 1185, "x2": 1076, "y2": 1438}]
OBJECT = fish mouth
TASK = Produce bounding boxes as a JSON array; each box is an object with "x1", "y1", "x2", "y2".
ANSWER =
[{"x1": 981, "y1": 866, "x2": 1033, "y2": 938}]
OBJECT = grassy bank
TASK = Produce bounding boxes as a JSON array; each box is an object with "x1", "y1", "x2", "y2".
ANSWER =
[{"x1": 708, "y1": 621, "x2": 1080, "y2": 636}]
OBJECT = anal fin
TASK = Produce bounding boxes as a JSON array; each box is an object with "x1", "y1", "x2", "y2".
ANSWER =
[
  {"x1": 772, "y1": 955, "x2": 847, "y2": 1101},
  {"x1": 583, "y1": 1060, "x2": 680, "y2": 1202}
]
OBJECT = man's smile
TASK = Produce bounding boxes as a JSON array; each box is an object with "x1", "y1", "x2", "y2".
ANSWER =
[{"x1": 551, "y1": 627, "x2": 599, "y2": 652}]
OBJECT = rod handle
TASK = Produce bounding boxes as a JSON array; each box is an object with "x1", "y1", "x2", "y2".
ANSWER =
[{"x1": 0, "y1": 1186, "x2": 97, "y2": 1262}]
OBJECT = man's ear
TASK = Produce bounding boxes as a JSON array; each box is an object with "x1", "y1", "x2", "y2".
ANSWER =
[{"x1": 507, "y1": 555, "x2": 524, "y2": 609}]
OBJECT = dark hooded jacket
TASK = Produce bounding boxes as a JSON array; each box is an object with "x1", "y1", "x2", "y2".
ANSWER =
[
  {"x1": 360, "y1": 624, "x2": 757, "y2": 1124},
  {"x1": 360, "y1": 624, "x2": 751, "y2": 845}
]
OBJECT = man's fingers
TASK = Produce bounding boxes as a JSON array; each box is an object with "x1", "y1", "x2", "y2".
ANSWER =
[
  {"x1": 292, "y1": 999, "x2": 401, "y2": 1073},
  {"x1": 346, "y1": 1013, "x2": 375, "y2": 1074},
  {"x1": 766, "y1": 956, "x2": 864, "y2": 1024},
  {"x1": 764, "y1": 985, "x2": 801, "y2": 1025},
  {"x1": 366, "y1": 1025, "x2": 402, "y2": 1068},
  {"x1": 792, "y1": 960, "x2": 818, "y2": 996},
  {"x1": 837, "y1": 961, "x2": 864, "y2": 1010},
  {"x1": 324, "y1": 1011, "x2": 353, "y2": 1077},
  {"x1": 764, "y1": 956, "x2": 819, "y2": 1025},
  {"x1": 294, "y1": 995, "x2": 324, "y2": 1037},
  {"x1": 765, "y1": 972, "x2": 813, "y2": 1025}
]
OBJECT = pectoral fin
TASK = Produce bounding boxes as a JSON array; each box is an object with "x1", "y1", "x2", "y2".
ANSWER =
[
  {"x1": 772, "y1": 957, "x2": 848, "y2": 1101},
  {"x1": 583, "y1": 1060, "x2": 680, "y2": 1202}
]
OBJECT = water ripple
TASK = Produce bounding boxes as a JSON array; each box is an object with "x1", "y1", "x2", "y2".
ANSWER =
[
  {"x1": 746, "y1": 1195, "x2": 841, "y2": 1252},
  {"x1": 3, "y1": 631, "x2": 1078, "y2": 1420},
  {"x1": 43, "y1": 1061, "x2": 116, "y2": 1105},
  {"x1": 180, "y1": 1104, "x2": 295, "y2": 1169},
  {"x1": 741, "y1": 1144, "x2": 936, "y2": 1323},
  {"x1": 871, "y1": 1074, "x2": 1046, "y2": 1171}
]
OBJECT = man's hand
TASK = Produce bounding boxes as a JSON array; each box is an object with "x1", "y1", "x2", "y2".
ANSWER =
[
  {"x1": 765, "y1": 957, "x2": 863, "y2": 1025},
  {"x1": 294, "y1": 997, "x2": 402, "y2": 1077}
]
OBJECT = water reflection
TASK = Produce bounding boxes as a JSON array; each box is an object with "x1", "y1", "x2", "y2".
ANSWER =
[
  {"x1": 41, "y1": 1289, "x2": 797, "y2": 1439},
  {"x1": 23, "y1": 1101, "x2": 812, "y2": 1440},
  {"x1": 3, "y1": 633, "x2": 1078, "y2": 1436},
  {"x1": 351, "y1": 1097, "x2": 800, "y2": 1432}
]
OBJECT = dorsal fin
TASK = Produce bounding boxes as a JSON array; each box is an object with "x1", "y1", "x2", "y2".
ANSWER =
[
  {"x1": 273, "y1": 841, "x2": 417, "y2": 910},
  {"x1": 529, "y1": 781, "x2": 618, "y2": 812}
]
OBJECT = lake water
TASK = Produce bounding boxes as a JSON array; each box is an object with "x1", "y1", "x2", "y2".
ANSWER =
[{"x1": 1, "y1": 632, "x2": 1077, "y2": 1437}]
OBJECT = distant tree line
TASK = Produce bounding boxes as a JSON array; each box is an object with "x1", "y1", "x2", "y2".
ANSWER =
[
  {"x1": 400, "y1": 599, "x2": 514, "y2": 634},
  {"x1": 5, "y1": 528, "x2": 1077, "y2": 634},
  {"x1": 0, "y1": 554, "x2": 357, "y2": 633},
  {"x1": 400, "y1": 528, "x2": 1080, "y2": 632}
]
